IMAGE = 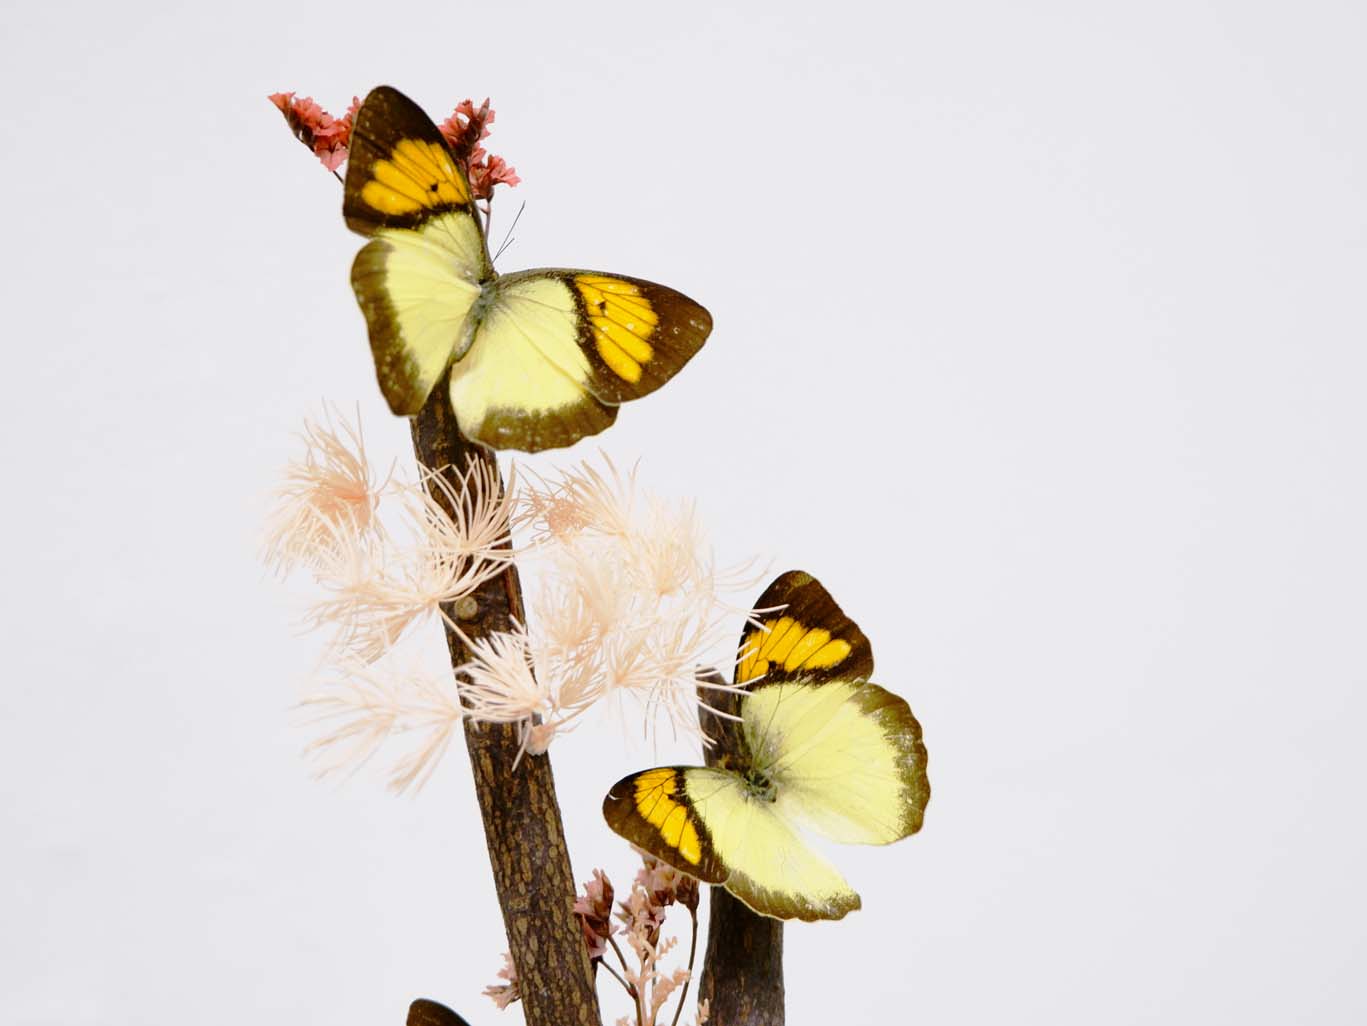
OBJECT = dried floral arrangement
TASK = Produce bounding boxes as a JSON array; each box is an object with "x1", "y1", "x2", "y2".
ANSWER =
[{"x1": 268, "y1": 87, "x2": 930, "y2": 1026}]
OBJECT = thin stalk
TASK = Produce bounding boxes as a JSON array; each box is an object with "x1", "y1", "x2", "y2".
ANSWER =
[
  {"x1": 668, "y1": 907, "x2": 700, "y2": 1026},
  {"x1": 600, "y1": 958, "x2": 636, "y2": 1000}
]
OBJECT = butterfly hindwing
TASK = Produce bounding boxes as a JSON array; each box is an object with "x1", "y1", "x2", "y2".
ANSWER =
[
  {"x1": 744, "y1": 680, "x2": 929, "y2": 846},
  {"x1": 685, "y1": 766, "x2": 860, "y2": 922},
  {"x1": 350, "y1": 227, "x2": 483, "y2": 415},
  {"x1": 344, "y1": 87, "x2": 492, "y2": 415},
  {"x1": 736, "y1": 570, "x2": 875, "y2": 687},
  {"x1": 602, "y1": 766, "x2": 861, "y2": 922},
  {"x1": 448, "y1": 271, "x2": 618, "y2": 451},
  {"x1": 449, "y1": 269, "x2": 709, "y2": 451}
]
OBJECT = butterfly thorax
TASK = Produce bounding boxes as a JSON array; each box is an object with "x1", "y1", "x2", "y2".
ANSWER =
[
  {"x1": 742, "y1": 768, "x2": 778, "y2": 803},
  {"x1": 451, "y1": 276, "x2": 503, "y2": 359},
  {"x1": 711, "y1": 749, "x2": 778, "y2": 803}
]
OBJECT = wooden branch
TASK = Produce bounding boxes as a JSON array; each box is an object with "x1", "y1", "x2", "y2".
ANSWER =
[
  {"x1": 696, "y1": 675, "x2": 785, "y2": 1026},
  {"x1": 410, "y1": 391, "x2": 601, "y2": 1026}
]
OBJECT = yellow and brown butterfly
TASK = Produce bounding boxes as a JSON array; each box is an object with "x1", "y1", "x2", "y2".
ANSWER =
[
  {"x1": 602, "y1": 571, "x2": 930, "y2": 921},
  {"x1": 342, "y1": 86, "x2": 712, "y2": 452}
]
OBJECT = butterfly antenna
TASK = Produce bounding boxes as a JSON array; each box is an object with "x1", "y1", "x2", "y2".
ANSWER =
[{"x1": 493, "y1": 200, "x2": 527, "y2": 264}]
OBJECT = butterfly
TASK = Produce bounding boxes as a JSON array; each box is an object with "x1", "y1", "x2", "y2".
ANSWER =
[
  {"x1": 602, "y1": 571, "x2": 930, "y2": 921},
  {"x1": 342, "y1": 86, "x2": 713, "y2": 452}
]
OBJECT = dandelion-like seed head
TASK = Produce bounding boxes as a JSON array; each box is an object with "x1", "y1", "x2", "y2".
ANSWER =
[
  {"x1": 299, "y1": 656, "x2": 464, "y2": 794},
  {"x1": 263, "y1": 405, "x2": 390, "y2": 576},
  {"x1": 271, "y1": 414, "x2": 761, "y2": 786}
]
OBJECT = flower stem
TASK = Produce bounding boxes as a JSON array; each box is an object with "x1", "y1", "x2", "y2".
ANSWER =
[
  {"x1": 668, "y1": 906, "x2": 700, "y2": 1026},
  {"x1": 600, "y1": 957, "x2": 636, "y2": 1000}
]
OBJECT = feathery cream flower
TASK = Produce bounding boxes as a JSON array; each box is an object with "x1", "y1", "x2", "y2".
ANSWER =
[
  {"x1": 268, "y1": 412, "x2": 759, "y2": 787},
  {"x1": 299, "y1": 656, "x2": 464, "y2": 793},
  {"x1": 295, "y1": 452, "x2": 516, "y2": 664},
  {"x1": 263, "y1": 405, "x2": 390, "y2": 575}
]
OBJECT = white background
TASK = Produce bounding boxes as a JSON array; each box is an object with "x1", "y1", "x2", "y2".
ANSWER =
[{"x1": 4, "y1": 1, "x2": 1365, "y2": 1023}]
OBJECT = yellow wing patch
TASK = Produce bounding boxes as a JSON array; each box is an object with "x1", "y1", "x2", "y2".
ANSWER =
[
  {"x1": 360, "y1": 138, "x2": 470, "y2": 215},
  {"x1": 575, "y1": 274, "x2": 657, "y2": 384},
  {"x1": 733, "y1": 570, "x2": 875, "y2": 688},
  {"x1": 738, "y1": 617, "x2": 853, "y2": 684},
  {"x1": 632, "y1": 768, "x2": 703, "y2": 865}
]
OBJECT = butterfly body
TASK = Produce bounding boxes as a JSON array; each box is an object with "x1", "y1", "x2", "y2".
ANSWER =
[
  {"x1": 343, "y1": 87, "x2": 711, "y2": 451},
  {"x1": 604, "y1": 572, "x2": 930, "y2": 922}
]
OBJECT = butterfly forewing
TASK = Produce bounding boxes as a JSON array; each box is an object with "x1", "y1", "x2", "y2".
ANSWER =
[
  {"x1": 736, "y1": 571, "x2": 875, "y2": 688},
  {"x1": 344, "y1": 87, "x2": 492, "y2": 415},
  {"x1": 745, "y1": 680, "x2": 929, "y2": 845},
  {"x1": 602, "y1": 767, "x2": 728, "y2": 884},
  {"x1": 344, "y1": 86, "x2": 488, "y2": 247}
]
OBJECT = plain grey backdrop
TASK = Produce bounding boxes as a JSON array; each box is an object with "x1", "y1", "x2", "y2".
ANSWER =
[{"x1": 4, "y1": 1, "x2": 1365, "y2": 1023}]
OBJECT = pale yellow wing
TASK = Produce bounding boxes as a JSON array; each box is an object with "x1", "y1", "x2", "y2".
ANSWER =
[
  {"x1": 602, "y1": 765, "x2": 860, "y2": 921},
  {"x1": 743, "y1": 680, "x2": 929, "y2": 846},
  {"x1": 350, "y1": 220, "x2": 485, "y2": 414},
  {"x1": 447, "y1": 273, "x2": 616, "y2": 451},
  {"x1": 344, "y1": 86, "x2": 492, "y2": 415},
  {"x1": 682, "y1": 767, "x2": 861, "y2": 921}
]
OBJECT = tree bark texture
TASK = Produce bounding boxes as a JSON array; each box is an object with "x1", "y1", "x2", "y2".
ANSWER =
[
  {"x1": 696, "y1": 676, "x2": 785, "y2": 1026},
  {"x1": 410, "y1": 391, "x2": 601, "y2": 1026}
]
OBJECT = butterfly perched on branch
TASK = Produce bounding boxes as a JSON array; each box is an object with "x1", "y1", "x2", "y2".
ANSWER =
[
  {"x1": 603, "y1": 571, "x2": 931, "y2": 921},
  {"x1": 341, "y1": 86, "x2": 712, "y2": 451}
]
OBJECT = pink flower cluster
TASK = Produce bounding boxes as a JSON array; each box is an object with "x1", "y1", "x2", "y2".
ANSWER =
[
  {"x1": 436, "y1": 97, "x2": 521, "y2": 200},
  {"x1": 490, "y1": 857, "x2": 707, "y2": 1025},
  {"x1": 268, "y1": 89, "x2": 520, "y2": 198},
  {"x1": 268, "y1": 92, "x2": 359, "y2": 172}
]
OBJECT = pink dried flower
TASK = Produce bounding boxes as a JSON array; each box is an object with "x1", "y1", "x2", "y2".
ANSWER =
[
  {"x1": 647, "y1": 967, "x2": 691, "y2": 1022},
  {"x1": 636, "y1": 854, "x2": 698, "y2": 914},
  {"x1": 435, "y1": 98, "x2": 520, "y2": 201},
  {"x1": 469, "y1": 153, "x2": 522, "y2": 199},
  {"x1": 596, "y1": 851, "x2": 704, "y2": 1026},
  {"x1": 574, "y1": 869, "x2": 616, "y2": 960},
  {"x1": 269, "y1": 92, "x2": 358, "y2": 172},
  {"x1": 483, "y1": 952, "x2": 520, "y2": 1010},
  {"x1": 437, "y1": 98, "x2": 493, "y2": 158}
]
